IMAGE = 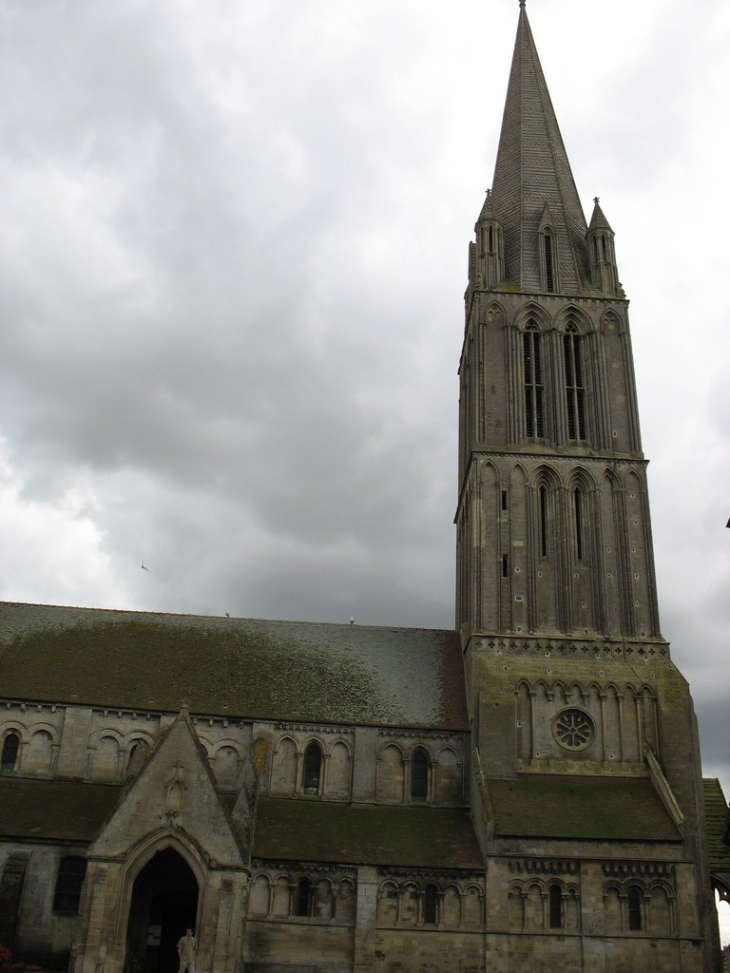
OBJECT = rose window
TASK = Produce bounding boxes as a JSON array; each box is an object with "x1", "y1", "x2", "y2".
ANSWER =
[{"x1": 553, "y1": 709, "x2": 595, "y2": 751}]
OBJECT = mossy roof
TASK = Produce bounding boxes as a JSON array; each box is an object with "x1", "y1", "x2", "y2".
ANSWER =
[
  {"x1": 0, "y1": 602, "x2": 467, "y2": 729},
  {"x1": 488, "y1": 775, "x2": 682, "y2": 841},
  {"x1": 253, "y1": 797, "x2": 484, "y2": 869},
  {"x1": 0, "y1": 779, "x2": 122, "y2": 842},
  {"x1": 703, "y1": 778, "x2": 730, "y2": 871}
]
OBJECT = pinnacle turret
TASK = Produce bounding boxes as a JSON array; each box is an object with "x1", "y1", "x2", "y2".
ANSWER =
[{"x1": 587, "y1": 197, "x2": 622, "y2": 295}]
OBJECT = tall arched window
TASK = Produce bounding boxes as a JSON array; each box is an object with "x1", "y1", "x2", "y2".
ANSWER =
[
  {"x1": 296, "y1": 877, "x2": 312, "y2": 917},
  {"x1": 411, "y1": 750, "x2": 429, "y2": 802},
  {"x1": 627, "y1": 885, "x2": 643, "y2": 930},
  {"x1": 424, "y1": 884, "x2": 438, "y2": 925},
  {"x1": 564, "y1": 324, "x2": 586, "y2": 441},
  {"x1": 539, "y1": 485, "x2": 549, "y2": 557},
  {"x1": 573, "y1": 487, "x2": 584, "y2": 561},
  {"x1": 1, "y1": 732, "x2": 20, "y2": 772},
  {"x1": 523, "y1": 323, "x2": 544, "y2": 438},
  {"x1": 302, "y1": 742, "x2": 322, "y2": 796},
  {"x1": 549, "y1": 884, "x2": 562, "y2": 928}
]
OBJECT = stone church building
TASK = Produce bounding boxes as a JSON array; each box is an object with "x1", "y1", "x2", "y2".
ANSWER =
[{"x1": 0, "y1": 6, "x2": 726, "y2": 973}]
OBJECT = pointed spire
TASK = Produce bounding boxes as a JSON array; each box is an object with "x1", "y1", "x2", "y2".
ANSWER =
[
  {"x1": 490, "y1": 7, "x2": 589, "y2": 292},
  {"x1": 477, "y1": 188, "x2": 497, "y2": 225},
  {"x1": 588, "y1": 197, "x2": 613, "y2": 233}
]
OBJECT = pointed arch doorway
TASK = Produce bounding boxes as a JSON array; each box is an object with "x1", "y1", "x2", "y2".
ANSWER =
[{"x1": 125, "y1": 848, "x2": 199, "y2": 973}]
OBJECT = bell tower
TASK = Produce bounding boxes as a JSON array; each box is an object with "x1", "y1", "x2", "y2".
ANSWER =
[
  {"x1": 456, "y1": 7, "x2": 717, "y2": 969},
  {"x1": 456, "y1": 3, "x2": 657, "y2": 651}
]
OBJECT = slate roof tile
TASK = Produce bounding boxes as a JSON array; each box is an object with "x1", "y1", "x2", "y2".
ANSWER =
[
  {"x1": 703, "y1": 778, "x2": 730, "y2": 871},
  {"x1": 0, "y1": 779, "x2": 121, "y2": 842},
  {"x1": 488, "y1": 774, "x2": 682, "y2": 841},
  {"x1": 0, "y1": 602, "x2": 468, "y2": 730},
  {"x1": 253, "y1": 797, "x2": 484, "y2": 869}
]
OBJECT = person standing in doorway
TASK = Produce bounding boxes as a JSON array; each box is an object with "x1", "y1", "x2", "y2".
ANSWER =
[{"x1": 177, "y1": 928, "x2": 196, "y2": 973}]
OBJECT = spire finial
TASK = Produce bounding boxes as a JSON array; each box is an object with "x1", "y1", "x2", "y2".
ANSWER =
[
  {"x1": 594, "y1": 196, "x2": 600, "y2": 205},
  {"x1": 519, "y1": 0, "x2": 526, "y2": 8}
]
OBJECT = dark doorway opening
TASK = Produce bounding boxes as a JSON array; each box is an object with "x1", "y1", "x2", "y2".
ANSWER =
[{"x1": 125, "y1": 848, "x2": 198, "y2": 973}]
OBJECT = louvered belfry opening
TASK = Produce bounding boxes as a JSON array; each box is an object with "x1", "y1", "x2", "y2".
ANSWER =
[{"x1": 523, "y1": 323, "x2": 544, "y2": 438}]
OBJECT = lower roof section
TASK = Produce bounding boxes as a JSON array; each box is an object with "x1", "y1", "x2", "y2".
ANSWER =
[
  {"x1": 0, "y1": 778, "x2": 121, "y2": 843},
  {"x1": 487, "y1": 774, "x2": 682, "y2": 842},
  {"x1": 703, "y1": 778, "x2": 730, "y2": 873},
  {"x1": 1, "y1": 776, "x2": 682, "y2": 861},
  {"x1": 253, "y1": 797, "x2": 484, "y2": 870}
]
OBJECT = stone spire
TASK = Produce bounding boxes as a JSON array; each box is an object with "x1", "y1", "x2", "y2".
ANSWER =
[{"x1": 491, "y1": 6, "x2": 589, "y2": 293}]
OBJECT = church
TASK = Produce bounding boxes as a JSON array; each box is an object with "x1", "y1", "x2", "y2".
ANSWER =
[{"x1": 0, "y1": 6, "x2": 727, "y2": 973}]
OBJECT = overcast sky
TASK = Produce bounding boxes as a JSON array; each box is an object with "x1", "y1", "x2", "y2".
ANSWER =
[{"x1": 1, "y1": 0, "x2": 728, "y2": 918}]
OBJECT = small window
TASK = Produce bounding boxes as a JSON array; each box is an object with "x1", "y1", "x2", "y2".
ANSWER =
[
  {"x1": 303, "y1": 742, "x2": 321, "y2": 796},
  {"x1": 424, "y1": 884, "x2": 438, "y2": 925},
  {"x1": 1, "y1": 732, "x2": 20, "y2": 772},
  {"x1": 501, "y1": 490, "x2": 508, "y2": 512},
  {"x1": 549, "y1": 884, "x2": 562, "y2": 928},
  {"x1": 53, "y1": 856, "x2": 87, "y2": 915},
  {"x1": 502, "y1": 554, "x2": 509, "y2": 578},
  {"x1": 296, "y1": 877, "x2": 312, "y2": 917},
  {"x1": 127, "y1": 741, "x2": 149, "y2": 778},
  {"x1": 411, "y1": 750, "x2": 429, "y2": 802},
  {"x1": 627, "y1": 886, "x2": 642, "y2": 930}
]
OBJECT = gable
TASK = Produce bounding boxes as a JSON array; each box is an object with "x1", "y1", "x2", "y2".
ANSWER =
[{"x1": 90, "y1": 713, "x2": 248, "y2": 867}]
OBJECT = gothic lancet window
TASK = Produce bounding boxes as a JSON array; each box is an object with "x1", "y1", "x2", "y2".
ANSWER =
[
  {"x1": 564, "y1": 324, "x2": 586, "y2": 440},
  {"x1": 573, "y1": 488, "x2": 584, "y2": 561},
  {"x1": 539, "y1": 485, "x2": 548, "y2": 557},
  {"x1": 523, "y1": 323, "x2": 544, "y2": 438},
  {"x1": 303, "y1": 742, "x2": 322, "y2": 795}
]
